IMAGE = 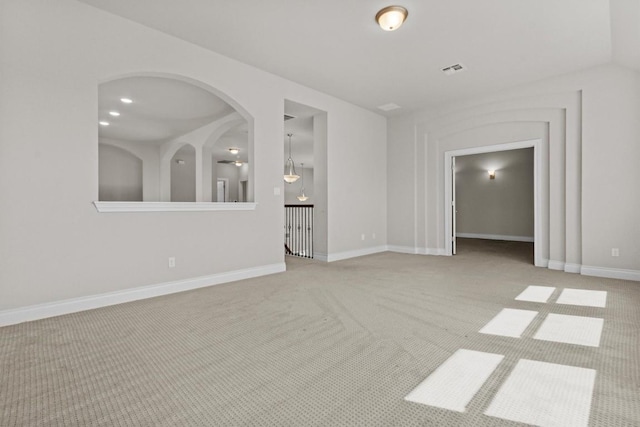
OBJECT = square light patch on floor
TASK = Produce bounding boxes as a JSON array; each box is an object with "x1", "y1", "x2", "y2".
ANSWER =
[
  {"x1": 479, "y1": 308, "x2": 538, "y2": 338},
  {"x1": 556, "y1": 289, "x2": 607, "y2": 308},
  {"x1": 515, "y1": 285, "x2": 556, "y2": 303},
  {"x1": 533, "y1": 313, "x2": 604, "y2": 347},
  {"x1": 405, "y1": 349, "x2": 504, "y2": 412},
  {"x1": 485, "y1": 359, "x2": 596, "y2": 427}
]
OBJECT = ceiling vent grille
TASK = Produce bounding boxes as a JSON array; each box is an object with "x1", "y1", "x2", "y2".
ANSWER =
[
  {"x1": 442, "y1": 63, "x2": 465, "y2": 75},
  {"x1": 284, "y1": 114, "x2": 296, "y2": 121}
]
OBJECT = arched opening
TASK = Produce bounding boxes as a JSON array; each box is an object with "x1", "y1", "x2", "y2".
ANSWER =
[{"x1": 97, "y1": 73, "x2": 254, "y2": 204}]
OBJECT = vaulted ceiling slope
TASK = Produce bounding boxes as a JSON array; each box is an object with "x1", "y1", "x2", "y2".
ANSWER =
[{"x1": 78, "y1": 0, "x2": 640, "y2": 115}]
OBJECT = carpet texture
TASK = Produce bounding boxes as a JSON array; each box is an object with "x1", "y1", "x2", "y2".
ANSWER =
[{"x1": 1, "y1": 239, "x2": 639, "y2": 426}]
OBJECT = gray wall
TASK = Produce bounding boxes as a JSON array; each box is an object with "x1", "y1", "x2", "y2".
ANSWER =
[
  {"x1": 99, "y1": 144, "x2": 143, "y2": 201},
  {"x1": 455, "y1": 148, "x2": 534, "y2": 240},
  {"x1": 387, "y1": 63, "x2": 640, "y2": 275},
  {"x1": 0, "y1": 0, "x2": 387, "y2": 313},
  {"x1": 170, "y1": 147, "x2": 196, "y2": 202}
]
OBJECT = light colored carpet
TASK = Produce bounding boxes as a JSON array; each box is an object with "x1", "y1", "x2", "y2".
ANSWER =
[{"x1": 1, "y1": 239, "x2": 639, "y2": 426}]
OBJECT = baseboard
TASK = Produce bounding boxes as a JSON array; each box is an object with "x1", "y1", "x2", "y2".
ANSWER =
[
  {"x1": 0, "y1": 262, "x2": 286, "y2": 327},
  {"x1": 547, "y1": 260, "x2": 566, "y2": 271},
  {"x1": 456, "y1": 233, "x2": 534, "y2": 243},
  {"x1": 387, "y1": 245, "x2": 421, "y2": 254},
  {"x1": 326, "y1": 245, "x2": 388, "y2": 262},
  {"x1": 564, "y1": 263, "x2": 581, "y2": 274},
  {"x1": 314, "y1": 252, "x2": 328, "y2": 262},
  {"x1": 426, "y1": 248, "x2": 448, "y2": 256},
  {"x1": 581, "y1": 265, "x2": 640, "y2": 282},
  {"x1": 385, "y1": 246, "x2": 448, "y2": 256}
]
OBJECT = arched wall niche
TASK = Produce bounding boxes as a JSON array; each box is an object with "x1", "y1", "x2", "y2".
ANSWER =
[{"x1": 95, "y1": 72, "x2": 256, "y2": 212}]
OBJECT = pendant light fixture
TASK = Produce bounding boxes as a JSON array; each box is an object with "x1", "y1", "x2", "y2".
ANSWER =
[
  {"x1": 297, "y1": 163, "x2": 309, "y2": 202},
  {"x1": 284, "y1": 133, "x2": 300, "y2": 183}
]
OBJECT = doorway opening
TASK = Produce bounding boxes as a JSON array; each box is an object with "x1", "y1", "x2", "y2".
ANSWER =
[
  {"x1": 283, "y1": 100, "x2": 327, "y2": 261},
  {"x1": 444, "y1": 139, "x2": 543, "y2": 266}
]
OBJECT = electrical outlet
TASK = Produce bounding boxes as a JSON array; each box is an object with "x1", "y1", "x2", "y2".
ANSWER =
[
  {"x1": 372, "y1": 233, "x2": 376, "y2": 240},
  {"x1": 361, "y1": 234, "x2": 365, "y2": 241},
  {"x1": 168, "y1": 257, "x2": 176, "y2": 268},
  {"x1": 611, "y1": 248, "x2": 619, "y2": 257}
]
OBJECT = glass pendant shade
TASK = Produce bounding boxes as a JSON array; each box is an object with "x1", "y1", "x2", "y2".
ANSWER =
[
  {"x1": 284, "y1": 133, "x2": 300, "y2": 183},
  {"x1": 284, "y1": 158, "x2": 299, "y2": 183},
  {"x1": 297, "y1": 163, "x2": 308, "y2": 201}
]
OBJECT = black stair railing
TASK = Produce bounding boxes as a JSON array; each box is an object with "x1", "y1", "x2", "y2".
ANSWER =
[{"x1": 284, "y1": 204, "x2": 314, "y2": 258}]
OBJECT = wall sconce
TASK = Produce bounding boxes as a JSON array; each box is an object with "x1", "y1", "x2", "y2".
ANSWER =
[{"x1": 488, "y1": 170, "x2": 496, "y2": 180}]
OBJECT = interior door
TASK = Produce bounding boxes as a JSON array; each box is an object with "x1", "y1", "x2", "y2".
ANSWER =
[
  {"x1": 452, "y1": 156, "x2": 457, "y2": 255},
  {"x1": 216, "y1": 180, "x2": 226, "y2": 202}
]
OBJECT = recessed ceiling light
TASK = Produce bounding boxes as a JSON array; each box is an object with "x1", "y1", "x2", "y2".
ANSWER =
[
  {"x1": 377, "y1": 103, "x2": 401, "y2": 111},
  {"x1": 234, "y1": 161, "x2": 243, "y2": 167},
  {"x1": 228, "y1": 147, "x2": 239, "y2": 155},
  {"x1": 99, "y1": 121, "x2": 109, "y2": 126},
  {"x1": 109, "y1": 111, "x2": 120, "y2": 116},
  {"x1": 120, "y1": 98, "x2": 133, "y2": 104}
]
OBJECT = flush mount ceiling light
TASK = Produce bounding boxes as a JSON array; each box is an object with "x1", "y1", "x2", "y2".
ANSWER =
[
  {"x1": 120, "y1": 98, "x2": 133, "y2": 104},
  {"x1": 376, "y1": 6, "x2": 408, "y2": 31},
  {"x1": 234, "y1": 161, "x2": 243, "y2": 167},
  {"x1": 228, "y1": 147, "x2": 239, "y2": 155},
  {"x1": 284, "y1": 133, "x2": 300, "y2": 183}
]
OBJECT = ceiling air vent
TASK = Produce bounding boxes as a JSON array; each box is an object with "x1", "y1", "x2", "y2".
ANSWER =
[
  {"x1": 442, "y1": 63, "x2": 465, "y2": 76},
  {"x1": 284, "y1": 114, "x2": 296, "y2": 121}
]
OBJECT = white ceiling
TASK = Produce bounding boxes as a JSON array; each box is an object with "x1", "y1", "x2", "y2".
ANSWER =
[
  {"x1": 99, "y1": 76, "x2": 236, "y2": 143},
  {"x1": 99, "y1": 76, "x2": 252, "y2": 162},
  {"x1": 77, "y1": 0, "x2": 639, "y2": 116}
]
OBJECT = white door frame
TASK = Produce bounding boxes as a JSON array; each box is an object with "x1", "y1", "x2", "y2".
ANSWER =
[{"x1": 444, "y1": 139, "x2": 543, "y2": 267}]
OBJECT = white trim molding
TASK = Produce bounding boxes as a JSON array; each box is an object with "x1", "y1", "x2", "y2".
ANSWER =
[
  {"x1": 564, "y1": 263, "x2": 582, "y2": 274},
  {"x1": 94, "y1": 201, "x2": 257, "y2": 213},
  {"x1": 387, "y1": 246, "x2": 447, "y2": 256},
  {"x1": 387, "y1": 245, "x2": 422, "y2": 255},
  {"x1": 313, "y1": 253, "x2": 328, "y2": 262},
  {"x1": 456, "y1": 233, "x2": 534, "y2": 243},
  {"x1": 581, "y1": 265, "x2": 640, "y2": 282},
  {"x1": 326, "y1": 246, "x2": 388, "y2": 262},
  {"x1": 547, "y1": 260, "x2": 566, "y2": 271},
  {"x1": 0, "y1": 262, "x2": 285, "y2": 327}
]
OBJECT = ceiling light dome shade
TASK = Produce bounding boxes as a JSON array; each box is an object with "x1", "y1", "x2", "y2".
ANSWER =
[
  {"x1": 297, "y1": 162, "x2": 309, "y2": 201},
  {"x1": 284, "y1": 158, "x2": 299, "y2": 183},
  {"x1": 376, "y1": 6, "x2": 408, "y2": 31}
]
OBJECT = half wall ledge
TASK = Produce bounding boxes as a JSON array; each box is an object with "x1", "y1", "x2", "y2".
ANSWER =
[{"x1": 93, "y1": 201, "x2": 257, "y2": 213}]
